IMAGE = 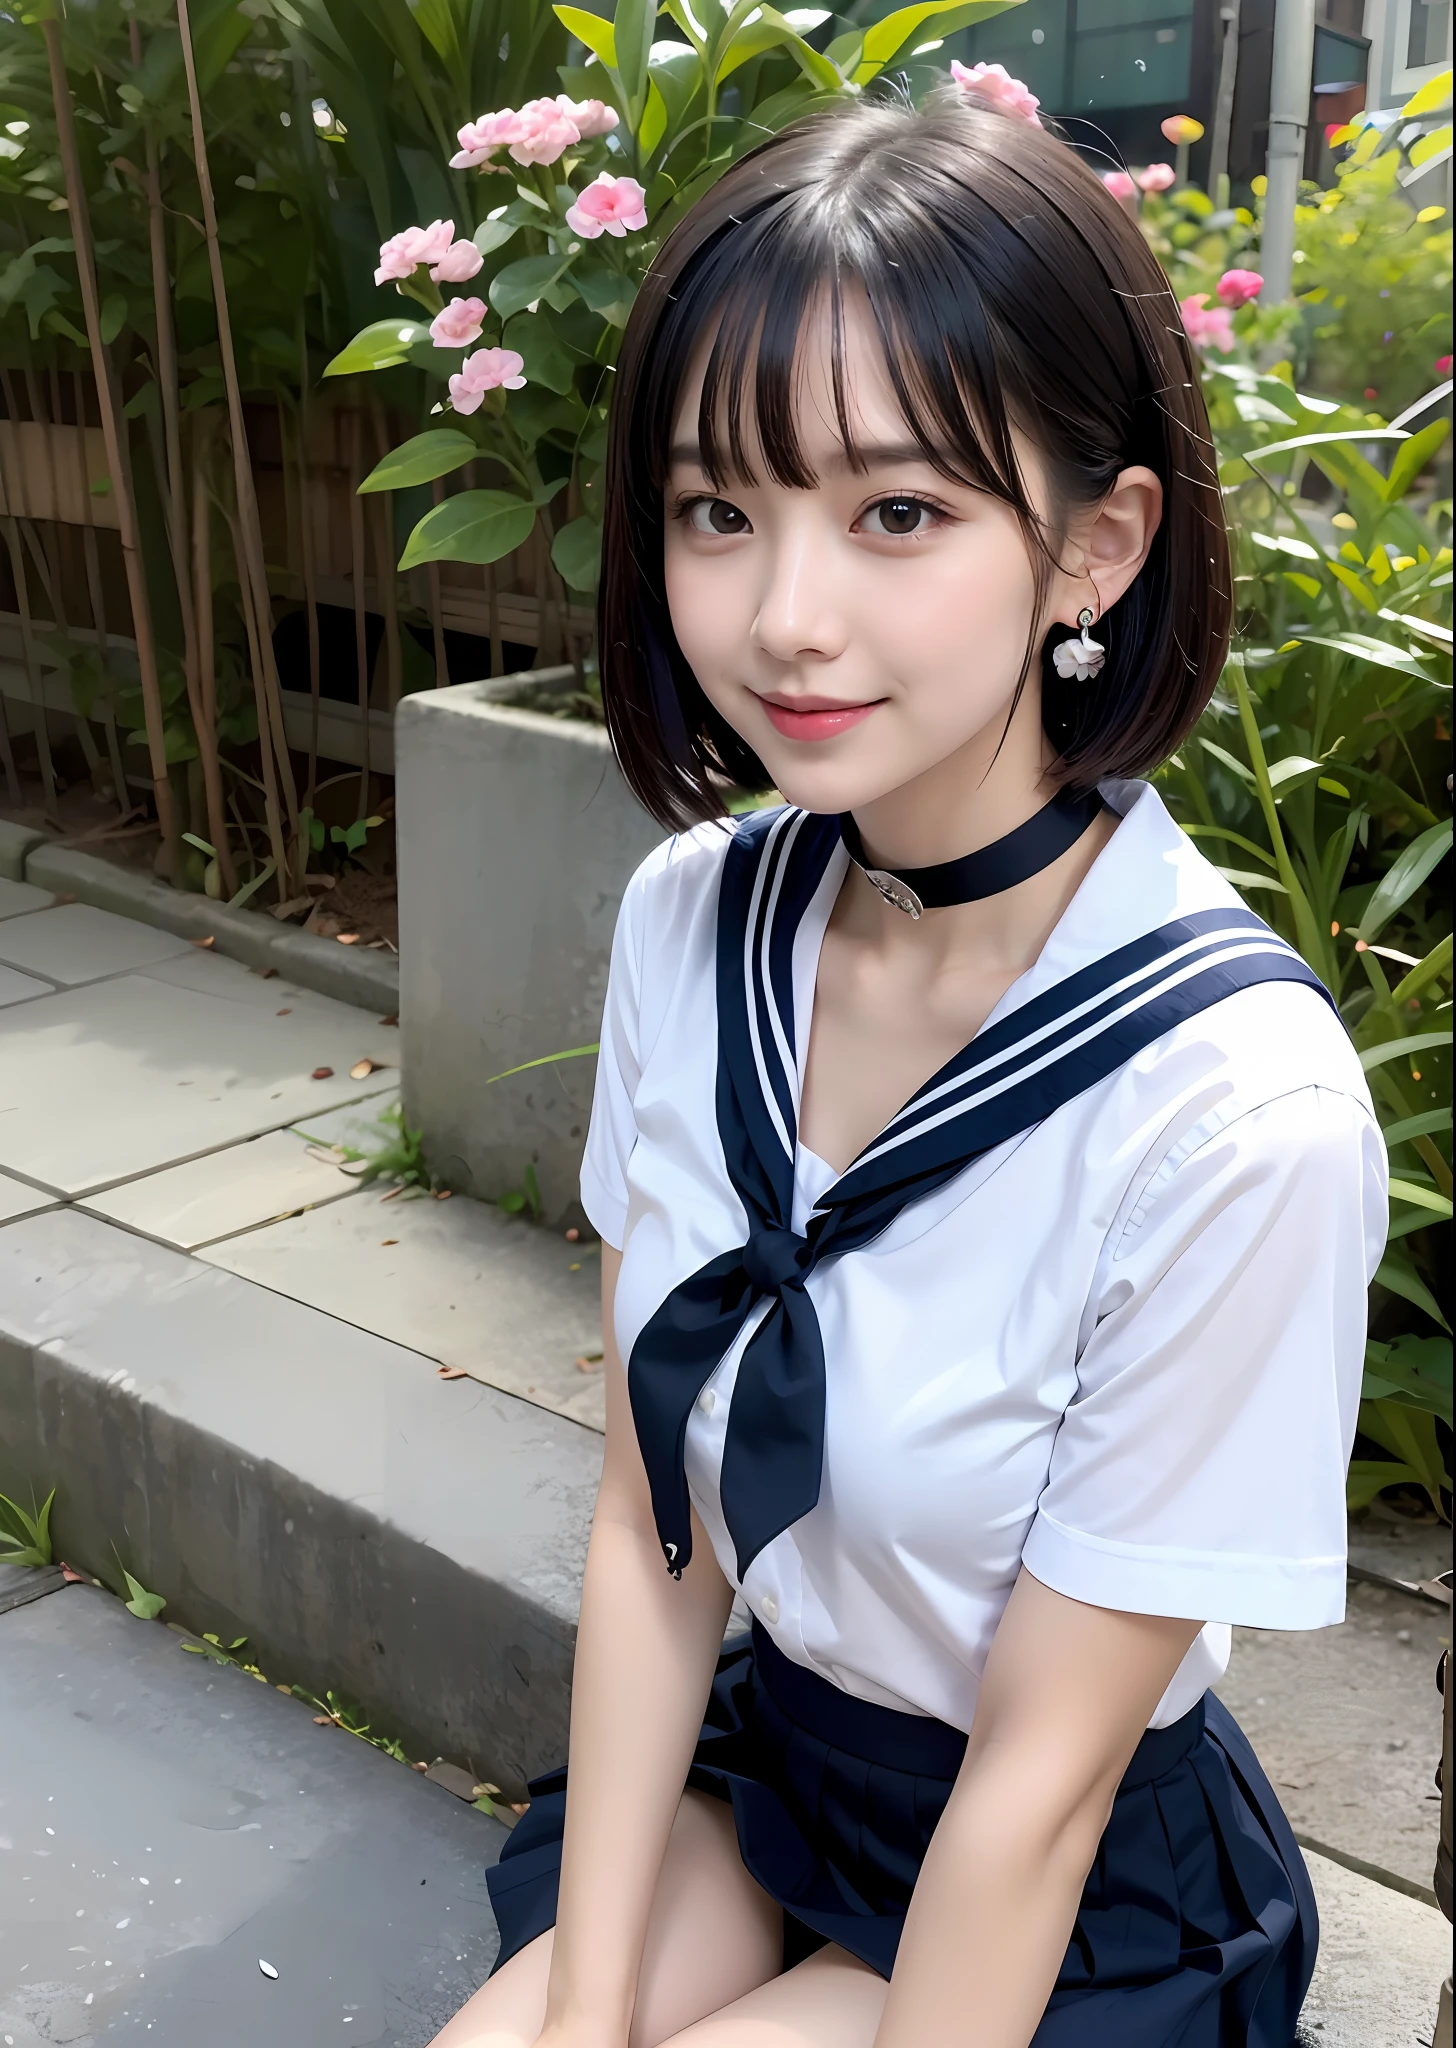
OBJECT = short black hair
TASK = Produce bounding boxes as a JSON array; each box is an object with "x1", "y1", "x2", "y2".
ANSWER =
[{"x1": 598, "y1": 89, "x2": 1231, "y2": 831}]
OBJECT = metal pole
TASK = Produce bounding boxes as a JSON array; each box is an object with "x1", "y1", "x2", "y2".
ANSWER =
[
  {"x1": 1263, "y1": 0, "x2": 1317, "y2": 299},
  {"x1": 1208, "y1": 0, "x2": 1243, "y2": 205}
]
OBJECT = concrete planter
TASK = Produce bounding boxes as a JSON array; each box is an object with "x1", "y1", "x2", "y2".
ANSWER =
[{"x1": 396, "y1": 679, "x2": 663, "y2": 1229}]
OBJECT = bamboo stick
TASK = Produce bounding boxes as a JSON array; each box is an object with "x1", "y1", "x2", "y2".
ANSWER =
[
  {"x1": 0, "y1": 366, "x2": 57, "y2": 801},
  {"x1": 173, "y1": 0, "x2": 299, "y2": 891},
  {"x1": 348, "y1": 406, "x2": 371, "y2": 813},
  {"x1": 41, "y1": 19, "x2": 179, "y2": 870},
  {"x1": 368, "y1": 397, "x2": 402, "y2": 712},
  {"x1": 221, "y1": 491, "x2": 290, "y2": 886},
  {"x1": 132, "y1": 30, "x2": 235, "y2": 900},
  {"x1": 294, "y1": 328, "x2": 322, "y2": 805},
  {"x1": 75, "y1": 371, "x2": 130, "y2": 815},
  {"x1": 189, "y1": 430, "x2": 238, "y2": 896},
  {"x1": 427, "y1": 475, "x2": 448, "y2": 686}
]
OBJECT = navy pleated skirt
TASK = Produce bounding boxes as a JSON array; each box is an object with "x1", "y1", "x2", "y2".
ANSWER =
[{"x1": 487, "y1": 1624, "x2": 1317, "y2": 2044}]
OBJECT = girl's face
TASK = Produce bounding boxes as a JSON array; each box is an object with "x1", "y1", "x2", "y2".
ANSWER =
[{"x1": 663, "y1": 294, "x2": 1158, "y2": 822}]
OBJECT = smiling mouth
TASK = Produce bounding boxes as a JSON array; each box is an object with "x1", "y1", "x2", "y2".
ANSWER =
[{"x1": 756, "y1": 694, "x2": 884, "y2": 742}]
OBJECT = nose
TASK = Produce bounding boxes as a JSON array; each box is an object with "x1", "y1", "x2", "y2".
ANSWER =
[{"x1": 750, "y1": 512, "x2": 848, "y2": 665}]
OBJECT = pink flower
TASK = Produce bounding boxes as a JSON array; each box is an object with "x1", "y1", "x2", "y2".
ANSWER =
[
  {"x1": 950, "y1": 60, "x2": 1041, "y2": 125},
  {"x1": 429, "y1": 297, "x2": 487, "y2": 348},
  {"x1": 508, "y1": 96, "x2": 581, "y2": 167},
  {"x1": 1102, "y1": 170, "x2": 1138, "y2": 202},
  {"x1": 555, "y1": 94, "x2": 618, "y2": 139},
  {"x1": 1216, "y1": 267, "x2": 1264, "y2": 308},
  {"x1": 1179, "y1": 293, "x2": 1235, "y2": 354},
  {"x1": 1436, "y1": 354, "x2": 1453, "y2": 376},
  {"x1": 448, "y1": 347, "x2": 526, "y2": 414},
  {"x1": 1136, "y1": 162, "x2": 1176, "y2": 192},
  {"x1": 565, "y1": 172, "x2": 648, "y2": 240},
  {"x1": 450, "y1": 110, "x2": 523, "y2": 170},
  {"x1": 374, "y1": 219, "x2": 454, "y2": 287},
  {"x1": 430, "y1": 238, "x2": 484, "y2": 284}
]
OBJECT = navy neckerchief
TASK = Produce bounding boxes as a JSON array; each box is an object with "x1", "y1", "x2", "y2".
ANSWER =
[{"x1": 628, "y1": 804, "x2": 1336, "y2": 1583}]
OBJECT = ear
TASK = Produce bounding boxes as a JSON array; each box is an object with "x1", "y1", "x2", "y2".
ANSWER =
[{"x1": 1053, "y1": 466, "x2": 1163, "y2": 625}]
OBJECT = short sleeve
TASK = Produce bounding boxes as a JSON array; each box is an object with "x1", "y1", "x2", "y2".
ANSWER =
[
  {"x1": 1021, "y1": 1084, "x2": 1388, "y2": 1631},
  {"x1": 579, "y1": 859, "x2": 652, "y2": 1247}
]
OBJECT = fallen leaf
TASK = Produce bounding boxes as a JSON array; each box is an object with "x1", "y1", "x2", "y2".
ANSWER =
[
  {"x1": 380, "y1": 1238, "x2": 398, "y2": 1247},
  {"x1": 412, "y1": 1760, "x2": 430, "y2": 1773},
  {"x1": 52, "y1": 890, "x2": 77, "y2": 906},
  {"x1": 379, "y1": 1013, "x2": 399, "y2": 1027},
  {"x1": 435, "y1": 1188, "x2": 452, "y2": 1200},
  {"x1": 350, "y1": 1059, "x2": 376, "y2": 1079},
  {"x1": 258, "y1": 1959, "x2": 279, "y2": 1980},
  {"x1": 474, "y1": 1782, "x2": 501, "y2": 1798},
  {"x1": 311, "y1": 1066, "x2": 334, "y2": 1080},
  {"x1": 379, "y1": 1185, "x2": 404, "y2": 1203},
  {"x1": 564, "y1": 1227, "x2": 580, "y2": 1243},
  {"x1": 313, "y1": 1715, "x2": 332, "y2": 1726},
  {"x1": 510, "y1": 1802, "x2": 530, "y2": 1818},
  {"x1": 269, "y1": 896, "x2": 313, "y2": 920},
  {"x1": 60, "y1": 1562, "x2": 87, "y2": 1583},
  {"x1": 257, "y1": 966, "x2": 279, "y2": 979},
  {"x1": 437, "y1": 1365, "x2": 469, "y2": 1380},
  {"x1": 336, "y1": 932, "x2": 360, "y2": 946},
  {"x1": 277, "y1": 1007, "x2": 292, "y2": 1016},
  {"x1": 575, "y1": 1355, "x2": 602, "y2": 1373},
  {"x1": 190, "y1": 936, "x2": 215, "y2": 949}
]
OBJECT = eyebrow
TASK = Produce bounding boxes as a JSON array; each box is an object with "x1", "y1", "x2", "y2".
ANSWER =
[{"x1": 667, "y1": 440, "x2": 946, "y2": 475}]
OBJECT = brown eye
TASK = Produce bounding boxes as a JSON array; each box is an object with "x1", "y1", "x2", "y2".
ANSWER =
[
  {"x1": 688, "y1": 498, "x2": 751, "y2": 536},
  {"x1": 864, "y1": 496, "x2": 932, "y2": 538}
]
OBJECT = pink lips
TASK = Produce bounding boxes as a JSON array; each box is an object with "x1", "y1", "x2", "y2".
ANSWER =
[{"x1": 759, "y1": 696, "x2": 880, "y2": 742}]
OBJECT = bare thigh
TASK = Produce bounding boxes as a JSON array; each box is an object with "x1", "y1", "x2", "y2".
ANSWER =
[
  {"x1": 657, "y1": 1945, "x2": 887, "y2": 2046},
  {"x1": 425, "y1": 1788, "x2": 783, "y2": 2047}
]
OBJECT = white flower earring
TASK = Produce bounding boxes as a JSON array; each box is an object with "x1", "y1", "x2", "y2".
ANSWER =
[{"x1": 1053, "y1": 606, "x2": 1106, "y2": 682}]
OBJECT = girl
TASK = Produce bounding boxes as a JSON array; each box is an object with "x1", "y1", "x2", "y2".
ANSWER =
[{"x1": 433, "y1": 80, "x2": 1386, "y2": 2048}]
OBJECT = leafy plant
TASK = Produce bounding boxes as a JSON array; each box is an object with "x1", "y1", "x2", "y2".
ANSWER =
[
  {"x1": 498, "y1": 1158, "x2": 542, "y2": 1220},
  {"x1": 118, "y1": 1563, "x2": 167, "y2": 1620},
  {"x1": 326, "y1": 0, "x2": 1023, "y2": 598},
  {"x1": 0, "y1": 1484, "x2": 55, "y2": 1568},
  {"x1": 301, "y1": 1097, "x2": 435, "y2": 1190}
]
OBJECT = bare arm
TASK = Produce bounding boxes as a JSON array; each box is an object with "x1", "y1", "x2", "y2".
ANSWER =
[
  {"x1": 541, "y1": 1244, "x2": 735, "y2": 2046},
  {"x1": 875, "y1": 1570, "x2": 1202, "y2": 2048}
]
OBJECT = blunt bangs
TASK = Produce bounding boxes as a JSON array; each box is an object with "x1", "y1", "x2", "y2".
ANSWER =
[{"x1": 599, "y1": 92, "x2": 1232, "y2": 830}]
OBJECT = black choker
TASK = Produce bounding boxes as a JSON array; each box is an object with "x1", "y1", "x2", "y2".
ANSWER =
[{"x1": 839, "y1": 788, "x2": 1106, "y2": 918}]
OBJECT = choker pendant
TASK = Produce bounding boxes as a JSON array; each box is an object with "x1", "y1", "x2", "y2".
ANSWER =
[{"x1": 839, "y1": 786, "x2": 1107, "y2": 919}]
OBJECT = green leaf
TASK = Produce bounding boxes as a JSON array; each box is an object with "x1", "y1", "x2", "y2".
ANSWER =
[
  {"x1": 1346, "y1": 1458, "x2": 1423, "y2": 1510},
  {"x1": 1364, "y1": 1336, "x2": 1454, "y2": 1424},
  {"x1": 473, "y1": 213, "x2": 520, "y2": 259},
  {"x1": 1357, "y1": 1399, "x2": 1449, "y2": 1512},
  {"x1": 181, "y1": 830, "x2": 217, "y2": 857},
  {"x1": 503, "y1": 315, "x2": 576, "y2": 396},
  {"x1": 228, "y1": 859, "x2": 276, "y2": 910},
  {"x1": 358, "y1": 429, "x2": 477, "y2": 493},
  {"x1": 1375, "y1": 1247, "x2": 1451, "y2": 1331},
  {"x1": 1356, "y1": 820, "x2": 1453, "y2": 940},
  {"x1": 1409, "y1": 122, "x2": 1453, "y2": 168},
  {"x1": 555, "y1": 5, "x2": 617, "y2": 65},
  {"x1": 489, "y1": 256, "x2": 573, "y2": 323},
  {"x1": 614, "y1": 0, "x2": 656, "y2": 114},
  {"x1": 1328, "y1": 561, "x2": 1379, "y2": 612},
  {"x1": 551, "y1": 515, "x2": 602, "y2": 593},
  {"x1": 99, "y1": 292, "x2": 127, "y2": 345},
  {"x1": 121, "y1": 1567, "x2": 167, "y2": 1621},
  {"x1": 573, "y1": 265, "x2": 637, "y2": 326},
  {"x1": 1389, "y1": 1176, "x2": 1454, "y2": 1218},
  {"x1": 324, "y1": 320, "x2": 433, "y2": 377},
  {"x1": 856, "y1": 0, "x2": 1027, "y2": 77},
  {"x1": 0, "y1": 1486, "x2": 55, "y2": 1567},
  {"x1": 638, "y1": 75, "x2": 669, "y2": 160},
  {"x1": 486, "y1": 1043, "x2": 599, "y2": 1083},
  {"x1": 1384, "y1": 419, "x2": 1450, "y2": 502},
  {"x1": 398, "y1": 490, "x2": 537, "y2": 571},
  {"x1": 1392, "y1": 934, "x2": 1453, "y2": 1006},
  {"x1": 1384, "y1": 1108, "x2": 1452, "y2": 1149},
  {"x1": 1359, "y1": 1030, "x2": 1450, "y2": 1073},
  {"x1": 1400, "y1": 67, "x2": 1453, "y2": 116},
  {"x1": 1288, "y1": 633, "x2": 1437, "y2": 683},
  {"x1": 1242, "y1": 427, "x2": 1413, "y2": 461}
]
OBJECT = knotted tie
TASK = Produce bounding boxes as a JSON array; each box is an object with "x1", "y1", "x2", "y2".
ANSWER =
[{"x1": 627, "y1": 806, "x2": 1333, "y2": 1582}]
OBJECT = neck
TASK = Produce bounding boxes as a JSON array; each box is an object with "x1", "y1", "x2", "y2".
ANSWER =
[{"x1": 841, "y1": 702, "x2": 1111, "y2": 969}]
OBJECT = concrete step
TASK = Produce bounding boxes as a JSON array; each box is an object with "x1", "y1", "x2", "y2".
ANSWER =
[
  {"x1": 0, "y1": 1206, "x2": 602, "y2": 1801},
  {"x1": 1, "y1": 1578, "x2": 1446, "y2": 2048}
]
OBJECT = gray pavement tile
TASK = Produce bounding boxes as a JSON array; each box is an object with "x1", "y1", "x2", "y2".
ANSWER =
[
  {"x1": 1216, "y1": 1575, "x2": 1449, "y2": 1892},
  {"x1": 199, "y1": 1188, "x2": 606, "y2": 1430},
  {"x1": 0, "y1": 903, "x2": 191, "y2": 986},
  {"x1": 0, "y1": 1207, "x2": 599, "y2": 1791},
  {"x1": 81, "y1": 1129, "x2": 365, "y2": 1250},
  {"x1": 0, "y1": 1583, "x2": 504, "y2": 2047},
  {"x1": 1299, "y1": 1851, "x2": 1450, "y2": 2047},
  {"x1": 0, "y1": 878, "x2": 54, "y2": 922},
  {"x1": 0, "y1": 974, "x2": 396, "y2": 1195},
  {"x1": 289, "y1": 1090, "x2": 403, "y2": 1153},
  {"x1": 142, "y1": 946, "x2": 395, "y2": 1024},
  {"x1": 0, "y1": 1172, "x2": 59, "y2": 1226},
  {"x1": 0, "y1": 964, "x2": 53, "y2": 1010}
]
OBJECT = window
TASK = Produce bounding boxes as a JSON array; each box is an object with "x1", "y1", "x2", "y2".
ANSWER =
[{"x1": 1390, "y1": 0, "x2": 1452, "y2": 90}]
